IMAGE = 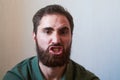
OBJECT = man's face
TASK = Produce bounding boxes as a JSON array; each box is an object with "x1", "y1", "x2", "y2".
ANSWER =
[{"x1": 33, "y1": 14, "x2": 72, "y2": 67}]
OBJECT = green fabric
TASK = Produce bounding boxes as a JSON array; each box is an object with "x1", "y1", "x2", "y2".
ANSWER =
[{"x1": 3, "y1": 56, "x2": 100, "y2": 80}]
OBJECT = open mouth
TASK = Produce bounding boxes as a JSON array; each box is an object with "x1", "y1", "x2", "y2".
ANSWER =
[{"x1": 49, "y1": 46, "x2": 63, "y2": 55}]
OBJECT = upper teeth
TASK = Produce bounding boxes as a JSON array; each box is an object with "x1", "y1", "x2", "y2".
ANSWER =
[{"x1": 53, "y1": 48, "x2": 59, "y2": 52}]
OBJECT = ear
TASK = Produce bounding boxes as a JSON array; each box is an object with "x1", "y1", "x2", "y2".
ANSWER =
[{"x1": 32, "y1": 32, "x2": 36, "y2": 42}]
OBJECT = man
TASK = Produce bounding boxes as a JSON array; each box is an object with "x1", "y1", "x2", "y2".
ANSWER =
[{"x1": 3, "y1": 4, "x2": 100, "y2": 80}]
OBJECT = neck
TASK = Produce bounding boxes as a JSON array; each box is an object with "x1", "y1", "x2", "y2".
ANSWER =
[{"x1": 39, "y1": 62, "x2": 66, "y2": 80}]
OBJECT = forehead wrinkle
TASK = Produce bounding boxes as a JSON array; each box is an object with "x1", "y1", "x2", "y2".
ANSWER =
[{"x1": 38, "y1": 14, "x2": 70, "y2": 31}]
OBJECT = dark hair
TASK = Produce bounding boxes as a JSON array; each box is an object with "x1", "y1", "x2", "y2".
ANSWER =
[{"x1": 32, "y1": 4, "x2": 74, "y2": 35}]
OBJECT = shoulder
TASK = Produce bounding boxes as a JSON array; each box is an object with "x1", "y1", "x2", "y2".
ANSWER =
[
  {"x1": 12, "y1": 56, "x2": 37, "y2": 71},
  {"x1": 3, "y1": 56, "x2": 38, "y2": 80},
  {"x1": 67, "y1": 60, "x2": 100, "y2": 80},
  {"x1": 15, "y1": 56, "x2": 37, "y2": 66}
]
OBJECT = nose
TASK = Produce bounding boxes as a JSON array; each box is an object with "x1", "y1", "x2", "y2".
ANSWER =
[{"x1": 51, "y1": 32, "x2": 61, "y2": 44}]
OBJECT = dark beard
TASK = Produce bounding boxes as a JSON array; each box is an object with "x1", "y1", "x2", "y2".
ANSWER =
[{"x1": 35, "y1": 40, "x2": 71, "y2": 67}]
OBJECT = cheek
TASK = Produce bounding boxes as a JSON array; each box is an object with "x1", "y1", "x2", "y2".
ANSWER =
[
  {"x1": 36, "y1": 35, "x2": 50, "y2": 50},
  {"x1": 63, "y1": 37, "x2": 72, "y2": 48}
]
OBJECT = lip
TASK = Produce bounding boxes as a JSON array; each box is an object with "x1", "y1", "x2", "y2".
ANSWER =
[{"x1": 49, "y1": 46, "x2": 63, "y2": 55}]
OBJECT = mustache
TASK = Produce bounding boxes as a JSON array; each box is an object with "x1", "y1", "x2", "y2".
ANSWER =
[{"x1": 50, "y1": 43, "x2": 63, "y2": 46}]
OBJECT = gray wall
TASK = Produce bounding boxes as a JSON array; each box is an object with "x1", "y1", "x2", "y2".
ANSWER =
[{"x1": 0, "y1": 0, "x2": 120, "y2": 80}]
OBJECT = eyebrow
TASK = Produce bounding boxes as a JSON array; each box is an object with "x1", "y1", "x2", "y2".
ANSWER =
[
  {"x1": 42, "y1": 27, "x2": 54, "y2": 31},
  {"x1": 59, "y1": 26, "x2": 70, "y2": 31},
  {"x1": 42, "y1": 26, "x2": 70, "y2": 31}
]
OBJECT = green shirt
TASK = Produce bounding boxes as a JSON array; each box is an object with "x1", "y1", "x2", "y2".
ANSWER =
[{"x1": 3, "y1": 56, "x2": 100, "y2": 80}]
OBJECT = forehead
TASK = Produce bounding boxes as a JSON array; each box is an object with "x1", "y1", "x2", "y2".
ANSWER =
[{"x1": 38, "y1": 14, "x2": 71, "y2": 30}]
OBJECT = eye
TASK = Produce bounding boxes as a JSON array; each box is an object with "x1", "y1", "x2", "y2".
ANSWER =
[
  {"x1": 43, "y1": 27, "x2": 53, "y2": 35},
  {"x1": 44, "y1": 29, "x2": 52, "y2": 35},
  {"x1": 59, "y1": 27, "x2": 69, "y2": 36}
]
